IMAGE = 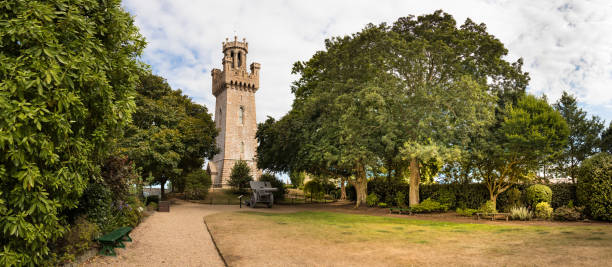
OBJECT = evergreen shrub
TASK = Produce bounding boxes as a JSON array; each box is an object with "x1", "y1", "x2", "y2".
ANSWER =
[
  {"x1": 576, "y1": 152, "x2": 612, "y2": 221},
  {"x1": 526, "y1": 184, "x2": 553, "y2": 208},
  {"x1": 410, "y1": 198, "x2": 448, "y2": 213},
  {"x1": 366, "y1": 193, "x2": 379, "y2": 207}
]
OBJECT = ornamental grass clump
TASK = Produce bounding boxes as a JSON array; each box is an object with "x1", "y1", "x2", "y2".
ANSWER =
[{"x1": 510, "y1": 206, "x2": 532, "y2": 221}]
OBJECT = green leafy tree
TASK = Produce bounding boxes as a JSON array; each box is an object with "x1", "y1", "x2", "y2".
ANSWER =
[
  {"x1": 601, "y1": 122, "x2": 612, "y2": 154},
  {"x1": 261, "y1": 11, "x2": 526, "y2": 207},
  {"x1": 289, "y1": 170, "x2": 306, "y2": 187},
  {"x1": 184, "y1": 169, "x2": 212, "y2": 200},
  {"x1": 122, "y1": 73, "x2": 218, "y2": 199},
  {"x1": 229, "y1": 160, "x2": 253, "y2": 192},
  {"x1": 553, "y1": 91, "x2": 604, "y2": 182},
  {"x1": 259, "y1": 172, "x2": 286, "y2": 200},
  {"x1": 0, "y1": 0, "x2": 144, "y2": 264},
  {"x1": 474, "y1": 95, "x2": 569, "y2": 207}
]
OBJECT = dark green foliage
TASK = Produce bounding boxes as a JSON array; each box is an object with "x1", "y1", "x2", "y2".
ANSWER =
[
  {"x1": 456, "y1": 208, "x2": 478, "y2": 216},
  {"x1": 145, "y1": 195, "x2": 160, "y2": 205},
  {"x1": 576, "y1": 153, "x2": 612, "y2": 221},
  {"x1": 101, "y1": 155, "x2": 140, "y2": 201},
  {"x1": 505, "y1": 187, "x2": 523, "y2": 210},
  {"x1": 0, "y1": 0, "x2": 145, "y2": 264},
  {"x1": 409, "y1": 198, "x2": 448, "y2": 213},
  {"x1": 395, "y1": 192, "x2": 407, "y2": 209},
  {"x1": 228, "y1": 160, "x2": 253, "y2": 192},
  {"x1": 259, "y1": 173, "x2": 286, "y2": 200},
  {"x1": 553, "y1": 92, "x2": 604, "y2": 183},
  {"x1": 553, "y1": 206, "x2": 584, "y2": 221},
  {"x1": 77, "y1": 182, "x2": 113, "y2": 234},
  {"x1": 549, "y1": 183, "x2": 577, "y2": 208},
  {"x1": 366, "y1": 193, "x2": 380, "y2": 207},
  {"x1": 420, "y1": 183, "x2": 489, "y2": 210},
  {"x1": 184, "y1": 169, "x2": 212, "y2": 200},
  {"x1": 304, "y1": 180, "x2": 325, "y2": 198},
  {"x1": 289, "y1": 170, "x2": 306, "y2": 187},
  {"x1": 601, "y1": 122, "x2": 612, "y2": 154},
  {"x1": 526, "y1": 184, "x2": 553, "y2": 208}
]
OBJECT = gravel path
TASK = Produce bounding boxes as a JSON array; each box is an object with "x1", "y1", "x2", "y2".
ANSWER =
[{"x1": 85, "y1": 200, "x2": 241, "y2": 267}]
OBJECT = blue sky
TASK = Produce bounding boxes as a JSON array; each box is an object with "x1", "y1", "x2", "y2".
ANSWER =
[{"x1": 123, "y1": 0, "x2": 612, "y2": 125}]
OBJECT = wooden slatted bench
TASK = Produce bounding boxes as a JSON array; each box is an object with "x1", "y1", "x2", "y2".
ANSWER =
[
  {"x1": 389, "y1": 207, "x2": 412, "y2": 215},
  {"x1": 475, "y1": 212, "x2": 510, "y2": 221},
  {"x1": 97, "y1": 226, "x2": 133, "y2": 256}
]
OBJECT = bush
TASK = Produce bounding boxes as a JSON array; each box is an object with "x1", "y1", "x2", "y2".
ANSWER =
[
  {"x1": 553, "y1": 206, "x2": 584, "y2": 221},
  {"x1": 52, "y1": 216, "x2": 101, "y2": 264},
  {"x1": 510, "y1": 206, "x2": 533, "y2": 221},
  {"x1": 146, "y1": 195, "x2": 160, "y2": 205},
  {"x1": 432, "y1": 188, "x2": 456, "y2": 209},
  {"x1": 228, "y1": 160, "x2": 253, "y2": 192},
  {"x1": 535, "y1": 202, "x2": 553, "y2": 220},
  {"x1": 259, "y1": 172, "x2": 286, "y2": 200},
  {"x1": 395, "y1": 191, "x2": 407, "y2": 209},
  {"x1": 526, "y1": 184, "x2": 553, "y2": 208},
  {"x1": 410, "y1": 198, "x2": 448, "y2": 213},
  {"x1": 377, "y1": 202, "x2": 388, "y2": 208},
  {"x1": 184, "y1": 169, "x2": 212, "y2": 200},
  {"x1": 366, "y1": 193, "x2": 379, "y2": 207},
  {"x1": 549, "y1": 183, "x2": 577, "y2": 208},
  {"x1": 456, "y1": 208, "x2": 478, "y2": 216},
  {"x1": 101, "y1": 155, "x2": 140, "y2": 201},
  {"x1": 79, "y1": 182, "x2": 114, "y2": 232},
  {"x1": 576, "y1": 152, "x2": 612, "y2": 221},
  {"x1": 147, "y1": 202, "x2": 158, "y2": 211},
  {"x1": 304, "y1": 180, "x2": 324, "y2": 197},
  {"x1": 479, "y1": 200, "x2": 497, "y2": 214}
]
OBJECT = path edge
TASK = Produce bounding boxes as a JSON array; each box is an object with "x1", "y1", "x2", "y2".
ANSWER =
[{"x1": 203, "y1": 217, "x2": 229, "y2": 267}]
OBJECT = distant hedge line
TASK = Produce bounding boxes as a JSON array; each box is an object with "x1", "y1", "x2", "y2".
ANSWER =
[{"x1": 345, "y1": 179, "x2": 576, "y2": 211}]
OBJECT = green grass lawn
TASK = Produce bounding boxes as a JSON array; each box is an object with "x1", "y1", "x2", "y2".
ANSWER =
[{"x1": 206, "y1": 210, "x2": 612, "y2": 266}]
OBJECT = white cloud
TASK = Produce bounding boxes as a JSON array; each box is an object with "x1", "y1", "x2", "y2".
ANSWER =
[{"x1": 123, "y1": 0, "x2": 612, "y2": 123}]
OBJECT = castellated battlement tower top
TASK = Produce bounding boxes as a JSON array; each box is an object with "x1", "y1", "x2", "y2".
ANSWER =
[{"x1": 211, "y1": 36, "x2": 260, "y2": 97}]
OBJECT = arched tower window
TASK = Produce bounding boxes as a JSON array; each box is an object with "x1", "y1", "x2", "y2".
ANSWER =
[
  {"x1": 237, "y1": 52, "x2": 242, "y2": 67},
  {"x1": 240, "y1": 141, "x2": 244, "y2": 154},
  {"x1": 239, "y1": 106, "x2": 244, "y2": 125}
]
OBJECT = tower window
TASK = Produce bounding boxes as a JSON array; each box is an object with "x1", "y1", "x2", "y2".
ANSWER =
[
  {"x1": 241, "y1": 141, "x2": 244, "y2": 154},
  {"x1": 239, "y1": 106, "x2": 244, "y2": 125},
  {"x1": 238, "y1": 52, "x2": 242, "y2": 67}
]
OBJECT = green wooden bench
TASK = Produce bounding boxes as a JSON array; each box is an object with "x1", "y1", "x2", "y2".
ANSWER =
[
  {"x1": 96, "y1": 226, "x2": 133, "y2": 256},
  {"x1": 389, "y1": 207, "x2": 412, "y2": 215}
]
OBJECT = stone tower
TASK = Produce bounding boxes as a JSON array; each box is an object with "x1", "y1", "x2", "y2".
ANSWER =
[{"x1": 208, "y1": 36, "x2": 261, "y2": 187}]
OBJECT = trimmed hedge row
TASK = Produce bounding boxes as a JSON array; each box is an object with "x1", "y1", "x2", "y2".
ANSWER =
[{"x1": 362, "y1": 178, "x2": 577, "y2": 211}]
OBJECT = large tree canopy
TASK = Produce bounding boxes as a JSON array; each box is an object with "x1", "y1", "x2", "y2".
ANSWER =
[
  {"x1": 553, "y1": 91, "x2": 604, "y2": 182},
  {"x1": 121, "y1": 73, "x2": 218, "y2": 199},
  {"x1": 0, "y1": 0, "x2": 145, "y2": 264},
  {"x1": 257, "y1": 11, "x2": 529, "y2": 207}
]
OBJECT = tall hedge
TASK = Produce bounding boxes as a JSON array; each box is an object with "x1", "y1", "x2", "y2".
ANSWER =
[
  {"x1": 576, "y1": 153, "x2": 612, "y2": 221},
  {"x1": 366, "y1": 178, "x2": 577, "y2": 211},
  {"x1": 0, "y1": 1, "x2": 144, "y2": 265}
]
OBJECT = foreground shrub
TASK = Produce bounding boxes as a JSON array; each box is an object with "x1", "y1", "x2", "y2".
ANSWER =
[
  {"x1": 228, "y1": 160, "x2": 253, "y2": 193},
  {"x1": 377, "y1": 202, "x2": 388, "y2": 208},
  {"x1": 52, "y1": 216, "x2": 100, "y2": 264},
  {"x1": 479, "y1": 200, "x2": 497, "y2": 214},
  {"x1": 259, "y1": 172, "x2": 286, "y2": 200},
  {"x1": 553, "y1": 206, "x2": 584, "y2": 221},
  {"x1": 366, "y1": 193, "x2": 379, "y2": 207},
  {"x1": 184, "y1": 169, "x2": 212, "y2": 200},
  {"x1": 78, "y1": 182, "x2": 114, "y2": 232},
  {"x1": 526, "y1": 184, "x2": 553, "y2": 208},
  {"x1": 576, "y1": 152, "x2": 612, "y2": 221},
  {"x1": 549, "y1": 183, "x2": 577, "y2": 208},
  {"x1": 456, "y1": 208, "x2": 478, "y2": 216},
  {"x1": 505, "y1": 187, "x2": 523, "y2": 210},
  {"x1": 510, "y1": 206, "x2": 532, "y2": 221},
  {"x1": 535, "y1": 202, "x2": 553, "y2": 220},
  {"x1": 410, "y1": 198, "x2": 448, "y2": 213},
  {"x1": 147, "y1": 202, "x2": 158, "y2": 211}
]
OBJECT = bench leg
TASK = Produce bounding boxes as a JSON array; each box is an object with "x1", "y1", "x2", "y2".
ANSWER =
[
  {"x1": 122, "y1": 234, "x2": 133, "y2": 242},
  {"x1": 99, "y1": 243, "x2": 117, "y2": 257}
]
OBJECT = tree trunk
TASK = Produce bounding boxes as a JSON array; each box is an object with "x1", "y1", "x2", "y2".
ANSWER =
[
  {"x1": 490, "y1": 194, "x2": 497, "y2": 210},
  {"x1": 160, "y1": 178, "x2": 167, "y2": 200},
  {"x1": 409, "y1": 157, "x2": 420, "y2": 207},
  {"x1": 340, "y1": 177, "x2": 347, "y2": 200},
  {"x1": 352, "y1": 177, "x2": 367, "y2": 208}
]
